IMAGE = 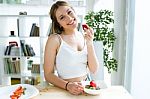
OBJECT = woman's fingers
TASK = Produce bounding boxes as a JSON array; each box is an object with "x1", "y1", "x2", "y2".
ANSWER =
[
  {"x1": 83, "y1": 27, "x2": 94, "y2": 41},
  {"x1": 69, "y1": 82, "x2": 84, "y2": 95},
  {"x1": 88, "y1": 27, "x2": 94, "y2": 35},
  {"x1": 84, "y1": 33, "x2": 93, "y2": 41},
  {"x1": 83, "y1": 26, "x2": 94, "y2": 35}
]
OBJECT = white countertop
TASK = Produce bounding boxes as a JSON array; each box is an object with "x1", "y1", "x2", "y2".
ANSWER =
[{"x1": 32, "y1": 85, "x2": 133, "y2": 99}]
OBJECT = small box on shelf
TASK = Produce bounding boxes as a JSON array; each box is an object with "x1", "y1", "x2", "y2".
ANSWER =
[
  {"x1": 9, "y1": 31, "x2": 16, "y2": 37},
  {"x1": 11, "y1": 78, "x2": 21, "y2": 85},
  {"x1": 4, "y1": 40, "x2": 20, "y2": 56},
  {"x1": 24, "y1": 76, "x2": 40, "y2": 85}
]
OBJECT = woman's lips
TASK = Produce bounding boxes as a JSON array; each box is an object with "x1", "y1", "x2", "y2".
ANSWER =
[{"x1": 67, "y1": 18, "x2": 76, "y2": 25}]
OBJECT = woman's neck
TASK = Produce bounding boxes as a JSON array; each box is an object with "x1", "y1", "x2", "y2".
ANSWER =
[
  {"x1": 61, "y1": 31, "x2": 79, "y2": 40},
  {"x1": 62, "y1": 29, "x2": 78, "y2": 35}
]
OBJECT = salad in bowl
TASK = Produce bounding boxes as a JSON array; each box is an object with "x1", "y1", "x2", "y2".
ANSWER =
[{"x1": 82, "y1": 80, "x2": 107, "y2": 95}]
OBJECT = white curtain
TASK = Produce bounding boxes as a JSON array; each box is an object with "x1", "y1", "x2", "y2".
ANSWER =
[
  {"x1": 124, "y1": 0, "x2": 135, "y2": 92},
  {"x1": 111, "y1": 0, "x2": 126, "y2": 86}
]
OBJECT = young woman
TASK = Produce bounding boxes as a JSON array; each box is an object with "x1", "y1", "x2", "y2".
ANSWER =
[{"x1": 44, "y1": 0, "x2": 99, "y2": 95}]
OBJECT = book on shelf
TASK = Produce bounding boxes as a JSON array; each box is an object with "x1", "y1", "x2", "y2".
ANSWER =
[
  {"x1": 4, "y1": 58, "x2": 20, "y2": 74},
  {"x1": 20, "y1": 40, "x2": 28, "y2": 56},
  {"x1": 4, "y1": 46, "x2": 9, "y2": 55},
  {"x1": 17, "y1": 18, "x2": 19, "y2": 36},
  {"x1": 25, "y1": 44, "x2": 36, "y2": 56},
  {"x1": 30, "y1": 23, "x2": 36, "y2": 36},
  {"x1": 30, "y1": 23, "x2": 39, "y2": 37},
  {"x1": 31, "y1": 64, "x2": 40, "y2": 73},
  {"x1": 34, "y1": 25, "x2": 39, "y2": 36},
  {"x1": 25, "y1": 44, "x2": 32, "y2": 56},
  {"x1": 26, "y1": 44, "x2": 35, "y2": 56},
  {"x1": 20, "y1": 40, "x2": 36, "y2": 56}
]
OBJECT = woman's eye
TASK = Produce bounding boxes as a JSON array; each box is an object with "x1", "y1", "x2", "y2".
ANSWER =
[
  {"x1": 60, "y1": 16, "x2": 64, "y2": 20},
  {"x1": 68, "y1": 11, "x2": 72, "y2": 15}
]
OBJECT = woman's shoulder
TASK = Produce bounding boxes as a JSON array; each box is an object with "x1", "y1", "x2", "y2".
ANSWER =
[
  {"x1": 46, "y1": 33, "x2": 61, "y2": 46},
  {"x1": 48, "y1": 33, "x2": 60, "y2": 41}
]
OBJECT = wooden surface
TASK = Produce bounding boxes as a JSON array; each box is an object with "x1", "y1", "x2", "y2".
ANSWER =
[{"x1": 32, "y1": 85, "x2": 133, "y2": 99}]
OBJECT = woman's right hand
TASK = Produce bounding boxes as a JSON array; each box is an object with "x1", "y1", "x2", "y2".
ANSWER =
[
  {"x1": 83, "y1": 24, "x2": 94, "y2": 45},
  {"x1": 67, "y1": 82, "x2": 84, "y2": 95}
]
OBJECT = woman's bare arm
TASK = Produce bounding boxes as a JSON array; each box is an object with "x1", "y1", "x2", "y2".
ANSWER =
[
  {"x1": 44, "y1": 35, "x2": 68, "y2": 89},
  {"x1": 84, "y1": 27, "x2": 99, "y2": 74}
]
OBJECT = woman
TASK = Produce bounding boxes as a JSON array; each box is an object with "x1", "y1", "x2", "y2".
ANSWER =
[{"x1": 44, "y1": 0, "x2": 99, "y2": 95}]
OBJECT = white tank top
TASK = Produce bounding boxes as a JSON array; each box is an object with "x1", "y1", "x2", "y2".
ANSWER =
[{"x1": 55, "y1": 35, "x2": 88, "y2": 79}]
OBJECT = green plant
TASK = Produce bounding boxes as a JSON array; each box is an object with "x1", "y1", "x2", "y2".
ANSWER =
[{"x1": 84, "y1": 9, "x2": 117, "y2": 73}]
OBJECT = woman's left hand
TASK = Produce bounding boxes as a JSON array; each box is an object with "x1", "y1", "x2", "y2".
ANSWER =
[{"x1": 67, "y1": 82, "x2": 84, "y2": 95}]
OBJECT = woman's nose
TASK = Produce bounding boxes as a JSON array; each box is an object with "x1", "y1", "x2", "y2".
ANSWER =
[{"x1": 66, "y1": 15, "x2": 72, "y2": 20}]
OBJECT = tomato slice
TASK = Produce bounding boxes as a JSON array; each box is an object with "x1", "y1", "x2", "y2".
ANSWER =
[
  {"x1": 10, "y1": 94, "x2": 19, "y2": 99},
  {"x1": 10, "y1": 86, "x2": 26, "y2": 99},
  {"x1": 16, "y1": 86, "x2": 22, "y2": 90}
]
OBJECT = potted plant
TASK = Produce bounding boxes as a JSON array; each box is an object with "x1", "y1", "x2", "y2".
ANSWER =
[{"x1": 84, "y1": 9, "x2": 117, "y2": 73}]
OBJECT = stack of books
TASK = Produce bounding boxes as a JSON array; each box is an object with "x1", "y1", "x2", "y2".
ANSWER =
[
  {"x1": 20, "y1": 40, "x2": 36, "y2": 56},
  {"x1": 31, "y1": 64, "x2": 40, "y2": 74},
  {"x1": 29, "y1": 23, "x2": 39, "y2": 37},
  {"x1": 4, "y1": 58, "x2": 20, "y2": 74}
]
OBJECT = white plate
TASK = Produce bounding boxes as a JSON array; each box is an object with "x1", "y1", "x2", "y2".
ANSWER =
[
  {"x1": 0, "y1": 84, "x2": 39, "y2": 99},
  {"x1": 82, "y1": 80, "x2": 107, "y2": 95}
]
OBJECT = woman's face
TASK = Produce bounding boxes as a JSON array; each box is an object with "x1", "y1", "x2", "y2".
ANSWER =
[{"x1": 55, "y1": 6, "x2": 78, "y2": 32}]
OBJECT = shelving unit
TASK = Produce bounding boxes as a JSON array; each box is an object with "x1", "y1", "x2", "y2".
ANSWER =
[
  {"x1": 0, "y1": 0, "x2": 86, "y2": 86},
  {"x1": 0, "y1": 15, "x2": 50, "y2": 86},
  {"x1": 0, "y1": 14, "x2": 85, "y2": 86}
]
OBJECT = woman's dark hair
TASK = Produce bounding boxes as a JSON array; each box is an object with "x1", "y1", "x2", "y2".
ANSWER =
[{"x1": 49, "y1": 1, "x2": 74, "y2": 35}]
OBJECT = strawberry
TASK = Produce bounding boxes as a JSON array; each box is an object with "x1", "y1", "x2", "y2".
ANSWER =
[
  {"x1": 90, "y1": 80, "x2": 96, "y2": 87},
  {"x1": 82, "y1": 24, "x2": 88, "y2": 30}
]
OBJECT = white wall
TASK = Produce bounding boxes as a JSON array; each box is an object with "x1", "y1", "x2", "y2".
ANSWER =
[
  {"x1": 0, "y1": 4, "x2": 85, "y2": 15},
  {"x1": 0, "y1": 4, "x2": 50, "y2": 15},
  {"x1": 131, "y1": 0, "x2": 150, "y2": 99}
]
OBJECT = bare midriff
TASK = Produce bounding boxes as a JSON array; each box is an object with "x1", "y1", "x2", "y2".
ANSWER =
[{"x1": 63, "y1": 75, "x2": 87, "y2": 82}]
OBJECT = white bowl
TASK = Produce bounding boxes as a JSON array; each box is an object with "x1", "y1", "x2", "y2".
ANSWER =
[
  {"x1": 82, "y1": 80, "x2": 107, "y2": 95},
  {"x1": 84, "y1": 87, "x2": 101, "y2": 95}
]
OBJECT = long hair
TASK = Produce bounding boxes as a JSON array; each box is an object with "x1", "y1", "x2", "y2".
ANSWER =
[{"x1": 49, "y1": 1, "x2": 74, "y2": 35}]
